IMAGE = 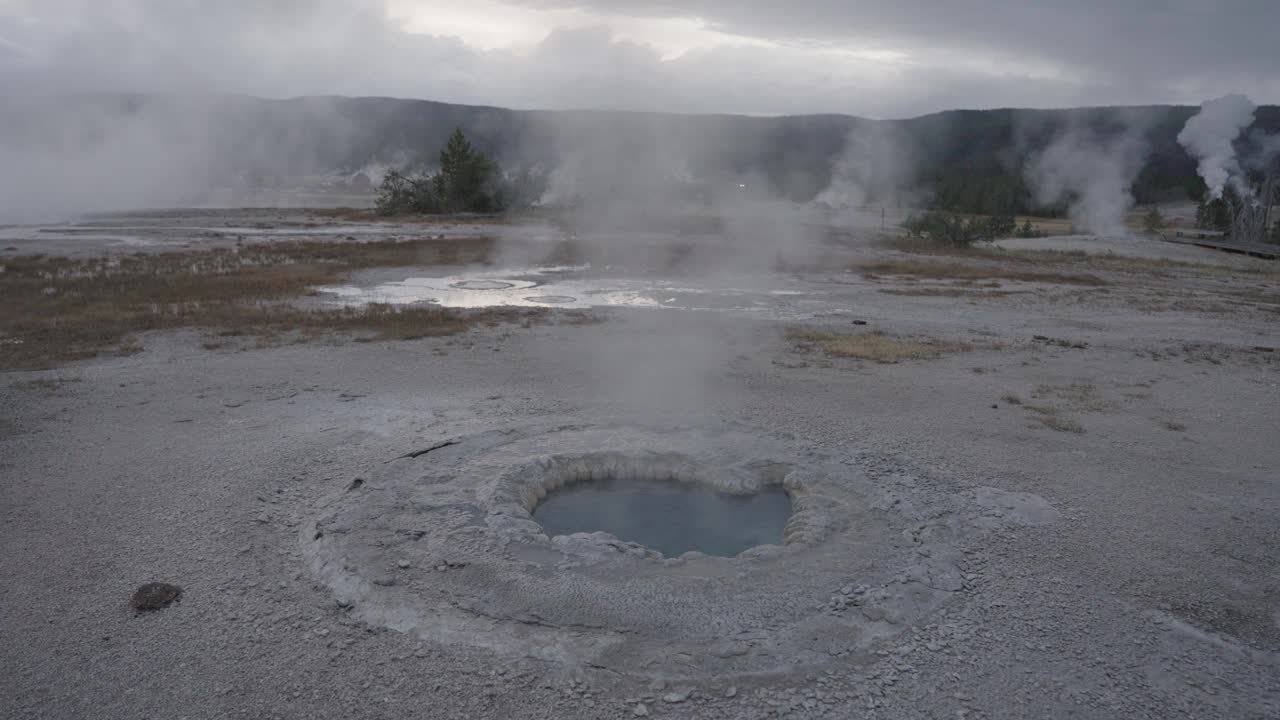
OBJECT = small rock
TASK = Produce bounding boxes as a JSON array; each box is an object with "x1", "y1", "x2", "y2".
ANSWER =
[
  {"x1": 724, "y1": 686, "x2": 738, "y2": 699},
  {"x1": 662, "y1": 691, "x2": 689, "y2": 703},
  {"x1": 129, "y1": 582, "x2": 182, "y2": 612},
  {"x1": 711, "y1": 641, "x2": 751, "y2": 658},
  {"x1": 632, "y1": 704, "x2": 649, "y2": 717},
  {"x1": 862, "y1": 606, "x2": 888, "y2": 621},
  {"x1": 397, "y1": 560, "x2": 410, "y2": 569}
]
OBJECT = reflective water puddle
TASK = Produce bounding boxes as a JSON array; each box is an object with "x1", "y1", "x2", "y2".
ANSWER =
[{"x1": 318, "y1": 266, "x2": 825, "y2": 315}]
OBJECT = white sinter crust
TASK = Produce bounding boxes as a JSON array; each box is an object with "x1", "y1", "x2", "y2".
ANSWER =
[{"x1": 302, "y1": 421, "x2": 1059, "y2": 678}]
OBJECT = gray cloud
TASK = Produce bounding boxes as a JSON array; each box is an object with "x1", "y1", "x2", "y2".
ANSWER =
[
  {"x1": 0, "y1": 0, "x2": 1276, "y2": 117},
  {"x1": 521, "y1": 1, "x2": 1280, "y2": 82}
]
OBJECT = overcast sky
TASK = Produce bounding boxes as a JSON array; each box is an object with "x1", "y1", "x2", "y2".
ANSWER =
[{"x1": 1, "y1": 0, "x2": 1277, "y2": 118}]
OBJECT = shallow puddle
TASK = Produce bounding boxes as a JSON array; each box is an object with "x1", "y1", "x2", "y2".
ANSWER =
[{"x1": 318, "y1": 267, "x2": 822, "y2": 315}]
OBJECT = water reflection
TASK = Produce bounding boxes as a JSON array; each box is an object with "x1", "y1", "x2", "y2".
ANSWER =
[{"x1": 318, "y1": 266, "x2": 824, "y2": 317}]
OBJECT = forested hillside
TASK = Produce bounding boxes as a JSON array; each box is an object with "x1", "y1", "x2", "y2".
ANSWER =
[{"x1": 2, "y1": 94, "x2": 1276, "y2": 214}]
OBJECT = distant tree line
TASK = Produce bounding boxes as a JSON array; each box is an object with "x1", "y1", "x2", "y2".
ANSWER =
[
  {"x1": 920, "y1": 163, "x2": 1204, "y2": 220},
  {"x1": 1194, "y1": 190, "x2": 1239, "y2": 233},
  {"x1": 378, "y1": 124, "x2": 1280, "y2": 244},
  {"x1": 901, "y1": 211, "x2": 1039, "y2": 248},
  {"x1": 1194, "y1": 185, "x2": 1280, "y2": 244}
]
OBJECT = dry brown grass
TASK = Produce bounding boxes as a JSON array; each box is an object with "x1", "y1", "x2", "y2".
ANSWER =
[
  {"x1": 1023, "y1": 404, "x2": 1085, "y2": 433},
  {"x1": 1032, "y1": 383, "x2": 1111, "y2": 412},
  {"x1": 0, "y1": 236, "x2": 545, "y2": 370},
  {"x1": 308, "y1": 207, "x2": 376, "y2": 221},
  {"x1": 861, "y1": 258, "x2": 1108, "y2": 287},
  {"x1": 875, "y1": 235, "x2": 989, "y2": 256},
  {"x1": 308, "y1": 208, "x2": 507, "y2": 224},
  {"x1": 1036, "y1": 251, "x2": 1280, "y2": 281},
  {"x1": 787, "y1": 327, "x2": 970, "y2": 362},
  {"x1": 878, "y1": 287, "x2": 1020, "y2": 298},
  {"x1": 877, "y1": 234, "x2": 1280, "y2": 279},
  {"x1": 9, "y1": 377, "x2": 81, "y2": 395}
]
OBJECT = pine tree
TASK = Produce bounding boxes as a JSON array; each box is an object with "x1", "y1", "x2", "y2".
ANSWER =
[
  {"x1": 1143, "y1": 205, "x2": 1164, "y2": 233},
  {"x1": 434, "y1": 128, "x2": 496, "y2": 213},
  {"x1": 375, "y1": 170, "x2": 413, "y2": 215}
]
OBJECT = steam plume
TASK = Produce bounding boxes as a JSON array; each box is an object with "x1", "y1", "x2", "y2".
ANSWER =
[
  {"x1": 814, "y1": 122, "x2": 914, "y2": 211},
  {"x1": 1177, "y1": 94, "x2": 1256, "y2": 198},
  {"x1": 1026, "y1": 126, "x2": 1147, "y2": 237}
]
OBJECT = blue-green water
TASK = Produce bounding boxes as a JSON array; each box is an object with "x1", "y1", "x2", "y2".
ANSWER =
[{"x1": 532, "y1": 478, "x2": 791, "y2": 558}]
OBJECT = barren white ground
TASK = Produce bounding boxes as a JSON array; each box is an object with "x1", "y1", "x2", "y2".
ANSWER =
[{"x1": 2, "y1": 211, "x2": 1278, "y2": 719}]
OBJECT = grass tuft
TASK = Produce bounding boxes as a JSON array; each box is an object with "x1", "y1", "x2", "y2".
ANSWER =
[
  {"x1": 787, "y1": 327, "x2": 969, "y2": 363},
  {"x1": 876, "y1": 234, "x2": 1280, "y2": 279},
  {"x1": 878, "y1": 287, "x2": 1020, "y2": 298},
  {"x1": 1023, "y1": 404, "x2": 1085, "y2": 433},
  {"x1": 860, "y1": 259, "x2": 1107, "y2": 287}
]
